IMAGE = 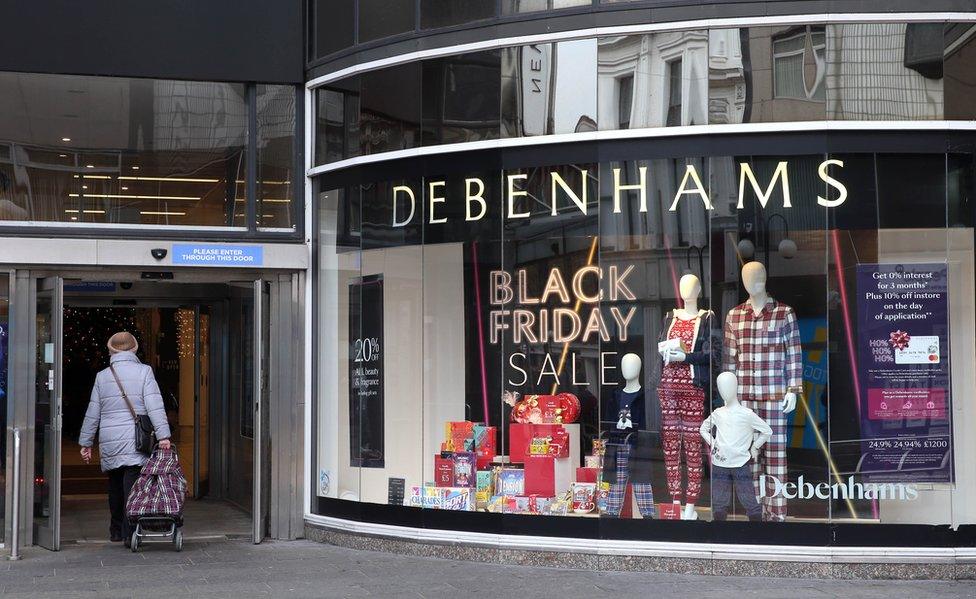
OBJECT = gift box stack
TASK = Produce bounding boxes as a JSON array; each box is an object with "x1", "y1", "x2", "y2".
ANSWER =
[
  {"x1": 409, "y1": 421, "x2": 498, "y2": 511},
  {"x1": 441, "y1": 421, "x2": 497, "y2": 470}
]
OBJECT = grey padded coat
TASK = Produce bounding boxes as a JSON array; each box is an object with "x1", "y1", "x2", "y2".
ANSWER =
[{"x1": 78, "y1": 351, "x2": 172, "y2": 472}]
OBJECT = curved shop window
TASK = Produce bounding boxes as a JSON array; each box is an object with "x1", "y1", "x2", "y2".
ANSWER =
[
  {"x1": 314, "y1": 22, "x2": 976, "y2": 166},
  {"x1": 313, "y1": 133, "x2": 976, "y2": 541}
]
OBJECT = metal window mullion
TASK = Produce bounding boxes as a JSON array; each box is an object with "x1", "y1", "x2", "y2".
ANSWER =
[
  {"x1": 247, "y1": 85, "x2": 258, "y2": 234},
  {"x1": 294, "y1": 85, "x2": 304, "y2": 236}
]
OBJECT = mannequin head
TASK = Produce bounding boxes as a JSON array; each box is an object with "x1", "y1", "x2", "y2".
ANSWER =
[
  {"x1": 716, "y1": 371, "x2": 739, "y2": 407},
  {"x1": 679, "y1": 274, "x2": 702, "y2": 305},
  {"x1": 741, "y1": 261, "x2": 767, "y2": 297},
  {"x1": 621, "y1": 353, "x2": 642, "y2": 382}
]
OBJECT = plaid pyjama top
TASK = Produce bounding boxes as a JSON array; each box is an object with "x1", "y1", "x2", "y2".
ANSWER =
[{"x1": 722, "y1": 298, "x2": 803, "y2": 399}]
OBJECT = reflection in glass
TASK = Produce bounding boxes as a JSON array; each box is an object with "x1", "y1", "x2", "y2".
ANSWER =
[
  {"x1": 502, "y1": 0, "x2": 590, "y2": 14},
  {"x1": 360, "y1": 65, "x2": 422, "y2": 155},
  {"x1": 944, "y1": 24, "x2": 976, "y2": 119},
  {"x1": 503, "y1": 40, "x2": 597, "y2": 137},
  {"x1": 256, "y1": 84, "x2": 296, "y2": 231},
  {"x1": 0, "y1": 72, "x2": 247, "y2": 226},
  {"x1": 826, "y1": 23, "x2": 943, "y2": 120},
  {"x1": 709, "y1": 27, "x2": 827, "y2": 124},
  {"x1": 422, "y1": 51, "x2": 501, "y2": 145},
  {"x1": 315, "y1": 79, "x2": 361, "y2": 165},
  {"x1": 598, "y1": 32, "x2": 708, "y2": 130}
]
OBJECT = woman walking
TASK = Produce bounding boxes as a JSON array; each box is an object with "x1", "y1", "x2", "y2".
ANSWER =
[{"x1": 78, "y1": 332, "x2": 171, "y2": 543}]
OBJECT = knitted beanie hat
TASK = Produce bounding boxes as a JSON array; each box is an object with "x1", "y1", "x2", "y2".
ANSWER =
[{"x1": 107, "y1": 331, "x2": 139, "y2": 354}]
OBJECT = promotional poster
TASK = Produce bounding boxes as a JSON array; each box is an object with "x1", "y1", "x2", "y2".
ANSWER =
[
  {"x1": 349, "y1": 275, "x2": 385, "y2": 468},
  {"x1": 856, "y1": 263, "x2": 952, "y2": 483}
]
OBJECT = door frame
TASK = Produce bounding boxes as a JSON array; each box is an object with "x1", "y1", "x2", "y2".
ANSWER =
[
  {"x1": 30, "y1": 275, "x2": 63, "y2": 551},
  {"x1": 3, "y1": 268, "x2": 302, "y2": 550}
]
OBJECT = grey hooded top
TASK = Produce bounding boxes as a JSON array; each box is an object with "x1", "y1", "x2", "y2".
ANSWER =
[{"x1": 78, "y1": 351, "x2": 172, "y2": 472}]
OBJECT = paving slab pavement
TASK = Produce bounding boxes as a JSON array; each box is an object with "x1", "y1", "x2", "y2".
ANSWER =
[{"x1": 1, "y1": 539, "x2": 973, "y2": 598}]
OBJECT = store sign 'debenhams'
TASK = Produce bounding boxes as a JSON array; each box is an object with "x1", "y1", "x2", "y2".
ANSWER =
[{"x1": 389, "y1": 159, "x2": 849, "y2": 227}]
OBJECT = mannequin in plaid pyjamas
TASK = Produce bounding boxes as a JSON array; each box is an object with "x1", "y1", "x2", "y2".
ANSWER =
[{"x1": 723, "y1": 284, "x2": 802, "y2": 522}]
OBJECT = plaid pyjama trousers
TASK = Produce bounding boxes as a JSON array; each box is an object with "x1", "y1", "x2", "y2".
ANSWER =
[
  {"x1": 606, "y1": 444, "x2": 656, "y2": 518},
  {"x1": 742, "y1": 396, "x2": 787, "y2": 521}
]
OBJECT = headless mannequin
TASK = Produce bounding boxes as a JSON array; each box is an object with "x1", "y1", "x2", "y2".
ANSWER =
[
  {"x1": 741, "y1": 262, "x2": 796, "y2": 414},
  {"x1": 657, "y1": 274, "x2": 705, "y2": 520}
]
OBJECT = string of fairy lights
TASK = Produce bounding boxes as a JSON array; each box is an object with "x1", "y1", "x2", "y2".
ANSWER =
[
  {"x1": 62, "y1": 307, "x2": 137, "y2": 367},
  {"x1": 62, "y1": 307, "x2": 202, "y2": 365}
]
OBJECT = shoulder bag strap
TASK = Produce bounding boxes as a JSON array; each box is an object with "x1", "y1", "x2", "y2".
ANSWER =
[{"x1": 108, "y1": 364, "x2": 139, "y2": 423}]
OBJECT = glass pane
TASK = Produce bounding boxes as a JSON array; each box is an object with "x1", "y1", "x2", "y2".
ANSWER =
[
  {"x1": 826, "y1": 23, "x2": 944, "y2": 120},
  {"x1": 0, "y1": 273, "x2": 6, "y2": 541},
  {"x1": 357, "y1": 175, "x2": 423, "y2": 503},
  {"x1": 944, "y1": 23, "x2": 976, "y2": 120},
  {"x1": 420, "y1": 0, "x2": 496, "y2": 29},
  {"x1": 361, "y1": 64, "x2": 422, "y2": 155},
  {"x1": 315, "y1": 0, "x2": 355, "y2": 58},
  {"x1": 503, "y1": 40, "x2": 597, "y2": 137},
  {"x1": 709, "y1": 27, "x2": 827, "y2": 124},
  {"x1": 0, "y1": 73, "x2": 247, "y2": 226},
  {"x1": 315, "y1": 78, "x2": 361, "y2": 165},
  {"x1": 316, "y1": 186, "x2": 363, "y2": 504},
  {"x1": 33, "y1": 283, "x2": 57, "y2": 533},
  {"x1": 255, "y1": 84, "x2": 296, "y2": 231},
  {"x1": 599, "y1": 32, "x2": 708, "y2": 131},
  {"x1": 826, "y1": 150, "x2": 953, "y2": 527},
  {"x1": 358, "y1": 0, "x2": 415, "y2": 43},
  {"x1": 502, "y1": 0, "x2": 589, "y2": 14},
  {"x1": 421, "y1": 51, "x2": 501, "y2": 145}
]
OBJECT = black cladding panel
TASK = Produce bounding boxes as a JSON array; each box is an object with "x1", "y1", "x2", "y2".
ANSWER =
[{"x1": 0, "y1": 0, "x2": 303, "y2": 84}]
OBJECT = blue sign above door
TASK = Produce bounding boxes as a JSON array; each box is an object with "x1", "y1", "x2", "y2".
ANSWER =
[{"x1": 171, "y1": 244, "x2": 264, "y2": 267}]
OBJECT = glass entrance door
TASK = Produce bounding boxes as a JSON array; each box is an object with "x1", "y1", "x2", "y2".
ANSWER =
[{"x1": 33, "y1": 276, "x2": 63, "y2": 550}]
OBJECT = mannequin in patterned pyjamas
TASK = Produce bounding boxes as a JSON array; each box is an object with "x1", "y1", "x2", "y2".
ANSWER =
[{"x1": 722, "y1": 262, "x2": 803, "y2": 522}]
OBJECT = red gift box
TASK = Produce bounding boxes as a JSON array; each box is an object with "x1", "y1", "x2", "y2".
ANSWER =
[
  {"x1": 509, "y1": 423, "x2": 567, "y2": 464},
  {"x1": 537, "y1": 395, "x2": 561, "y2": 422},
  {"x1": 576, "y1": 467, "x2": 599, "y2": 483},
  {"x1": 524, "y1": 454, "x2": 557, "y2": 496},
  {"x1": 475, "y1": 426, "x2": 497, "y2": 470},
  {"x1": 434, "y1": 455, "x2": 454, "y2": 487}
]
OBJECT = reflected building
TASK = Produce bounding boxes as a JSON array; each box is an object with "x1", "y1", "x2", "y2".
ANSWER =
[{"x1": 598, "y1": 32, "x2": 709, "y2": 129}]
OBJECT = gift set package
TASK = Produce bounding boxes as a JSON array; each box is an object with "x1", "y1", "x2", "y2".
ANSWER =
[{"x1": 403, "y1": 412, "x2": 623, "y2": 517}]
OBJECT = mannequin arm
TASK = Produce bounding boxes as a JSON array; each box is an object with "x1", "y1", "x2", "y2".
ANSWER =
[
  {"x1": 783, "y1": 309, "x2": 803, "y2": 391},
  {"x1": 722, "y1": 317, "x2": 737, "y2": 373},
  {"x1": 750, "y1": 413, "x2": 773, "y2": 459},
  {"x1": 699, "y1": 415, "x2": 715, "y2": 447},
  {"x1": 684, "y1": 313, "x2": 717, "y2": 366}
]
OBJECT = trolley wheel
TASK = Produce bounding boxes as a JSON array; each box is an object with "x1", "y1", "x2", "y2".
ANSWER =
[
  {"x1": 130, "y1": 531, "x2": 140, "y2": 552},
  {"x1": 173, "y1": 529, "x2": 183, "y2": 552}
]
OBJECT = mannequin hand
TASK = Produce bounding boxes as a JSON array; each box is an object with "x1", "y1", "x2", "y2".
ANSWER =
[
  {"x1": 781, "y1": 392, "x2": 797, "y2": 414},
  {"x1": 750, "y1": 446, "x2": 760, "y2": 462},
  {"x1": 668, "y1": 349, "x2": 686, "y2": 362},
  {"x1": 80, "y1": 446, "x2": 92, "y2": 464}
]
